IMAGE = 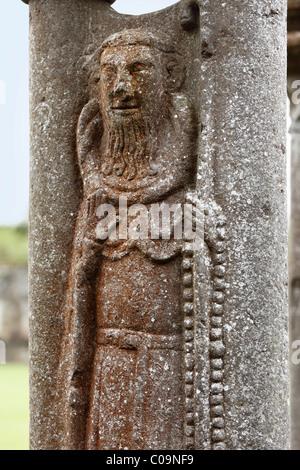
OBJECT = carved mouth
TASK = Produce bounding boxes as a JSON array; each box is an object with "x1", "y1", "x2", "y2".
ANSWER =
[
  {"x1": 112, "y1": 105, "x2": 139, "y2": 111},
  {"x1": 112, "y1": 106, "x2": 139, "y2": 115}
]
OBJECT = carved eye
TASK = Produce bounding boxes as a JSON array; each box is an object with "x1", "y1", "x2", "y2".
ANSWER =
[
  {"x1": 130, "y1": 62, "x2": 148, "y2": 74},
  {"x1": 101, "y1": 65, "x2": 117, "y2": 79}
]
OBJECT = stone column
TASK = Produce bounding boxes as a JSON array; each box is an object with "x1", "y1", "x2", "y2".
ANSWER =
[
  {"x1": 288, "y1": 0, "x2": 300, "y2": 450},
  {"x1": 23, "y1": 0, "x2": 289, "y2": 450},
  {"x1": 199, "y1": 0, "x2": 289, "y2": 450},
  {"x1": 289, "y1": 103, "x2": 300, "y2": 450}
]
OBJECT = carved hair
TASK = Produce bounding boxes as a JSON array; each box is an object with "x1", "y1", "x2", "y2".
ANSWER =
[
  {"x1": 82, "y1": 29, "x2": 185, "y2": 97},
  {"x1": 99, "y1": 29, "x2": 177, "y2": 57}
]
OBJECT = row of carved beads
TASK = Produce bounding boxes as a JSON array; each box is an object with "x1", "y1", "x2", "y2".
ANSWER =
[
  {"x1": 210, "y1": 220, "x2": 226, "y2": 450},
  {"x1": 183, "y1": 242, "x2": 195, "y2": 450}
]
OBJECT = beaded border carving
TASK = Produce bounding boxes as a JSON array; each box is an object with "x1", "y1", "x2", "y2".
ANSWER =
[
  {"x1": 209, "y1": 213, "x2": 226, "y2": 450},
  {"x1": 182, "y1": 204, "x2": 227, "y2": 450},
  {"x1": 182, "y1": 240, "x2": 196, "y2": 450}
]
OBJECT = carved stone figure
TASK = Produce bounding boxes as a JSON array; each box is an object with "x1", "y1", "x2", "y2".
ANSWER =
[
  {"x1": 25, "y1": 0, "x2": 290, "y2": 452},
  {"x1": 56, "y1": 28, "x2": 224, "y2": 450}
]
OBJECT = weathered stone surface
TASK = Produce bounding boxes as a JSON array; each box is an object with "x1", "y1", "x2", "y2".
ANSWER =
[
  {"x1": 56, "y1": 28, "x2": 199, "y2": 450},
  {"x1": 288, "y1": 0, "x2": 300, "y2": 450},
  {"x1": 26, "y1": 0, "x2": 288, "y2": 450},
  {"x1": 199, "y1": 0, "x2": 289, "y2": 450},
  {"x1": 28, "y1": 0, "x2": 202, "y2": 451}
]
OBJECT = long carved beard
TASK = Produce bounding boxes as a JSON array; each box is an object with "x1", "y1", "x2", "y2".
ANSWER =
[{"x1": 101, "y1": 113, "x2": 158, "y2": 181}]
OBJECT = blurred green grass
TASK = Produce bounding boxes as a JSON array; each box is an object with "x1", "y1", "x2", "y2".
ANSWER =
[
  {"x1": 0, "y1": 364, "x2": 29, "y2": 450},
  {"x1": 0, "y1": 225, "x2": 28, "y2": 266}
]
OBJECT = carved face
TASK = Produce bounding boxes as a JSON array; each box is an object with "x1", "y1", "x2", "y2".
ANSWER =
[{"x1": 99, "y1": 45, "x2": 165, "y2": 121}]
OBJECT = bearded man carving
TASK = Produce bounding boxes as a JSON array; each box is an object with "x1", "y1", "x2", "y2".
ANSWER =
[{"x1": 56, "y1": 29, "x2": 197, "y2": 450}]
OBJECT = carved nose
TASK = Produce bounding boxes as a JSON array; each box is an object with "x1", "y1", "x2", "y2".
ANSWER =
[{"x1": 114, "y1": 72, "x2": 133, "y2": 97}]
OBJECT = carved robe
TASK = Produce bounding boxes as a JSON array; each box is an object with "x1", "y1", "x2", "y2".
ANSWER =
[
  {"x1": 86, "y1": 222, "x2": 185, "y2": 449},
  {"x1": 56, "y1": 70, "x2": 197, "y2": 449}
]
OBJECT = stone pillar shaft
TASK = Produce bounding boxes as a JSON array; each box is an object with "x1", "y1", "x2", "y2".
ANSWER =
[
  {"x1": 25, "y1": 0, "x2": 289, "y2": 450},
  {"x1": 199, "y1": 0, "x2": 289, "y2": 449}
]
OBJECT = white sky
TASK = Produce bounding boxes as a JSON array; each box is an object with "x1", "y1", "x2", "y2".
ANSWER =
[
  {"x1": 0, "y1": 0, "x2": 291, "y2": 226},
  {"x1": 0, "y1": 1, "x2": 29, "y2": 226}
]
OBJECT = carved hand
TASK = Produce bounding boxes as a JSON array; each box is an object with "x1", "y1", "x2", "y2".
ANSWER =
[
  {"x1": 77, "y1": 99, "x2": 102, "y2": 176},
  {"x1": 84, "y1": 189, "x2": 120, "y2": 243},
  {"x1": 84, "y1": 190, "x2": 107, "y2": 242}
]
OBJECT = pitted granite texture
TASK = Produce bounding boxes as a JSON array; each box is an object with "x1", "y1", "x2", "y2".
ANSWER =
[{"x1": 25, "y1": 0, "x2": 288, "y2": 450}]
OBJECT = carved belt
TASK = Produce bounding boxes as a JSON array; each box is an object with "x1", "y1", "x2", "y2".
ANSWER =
[{"x1": 97, "y1": 328, "x2": 183, "y2": 351}]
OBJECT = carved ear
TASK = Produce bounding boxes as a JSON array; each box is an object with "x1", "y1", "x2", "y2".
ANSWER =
[{"x1": 165, "y1": 54, "x2": 186, "y2": 92}]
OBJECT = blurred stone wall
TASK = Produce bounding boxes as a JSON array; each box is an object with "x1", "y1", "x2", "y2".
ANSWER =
[{"x1": 0, "y1": 265, "x2": 28, "y2": 363}]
